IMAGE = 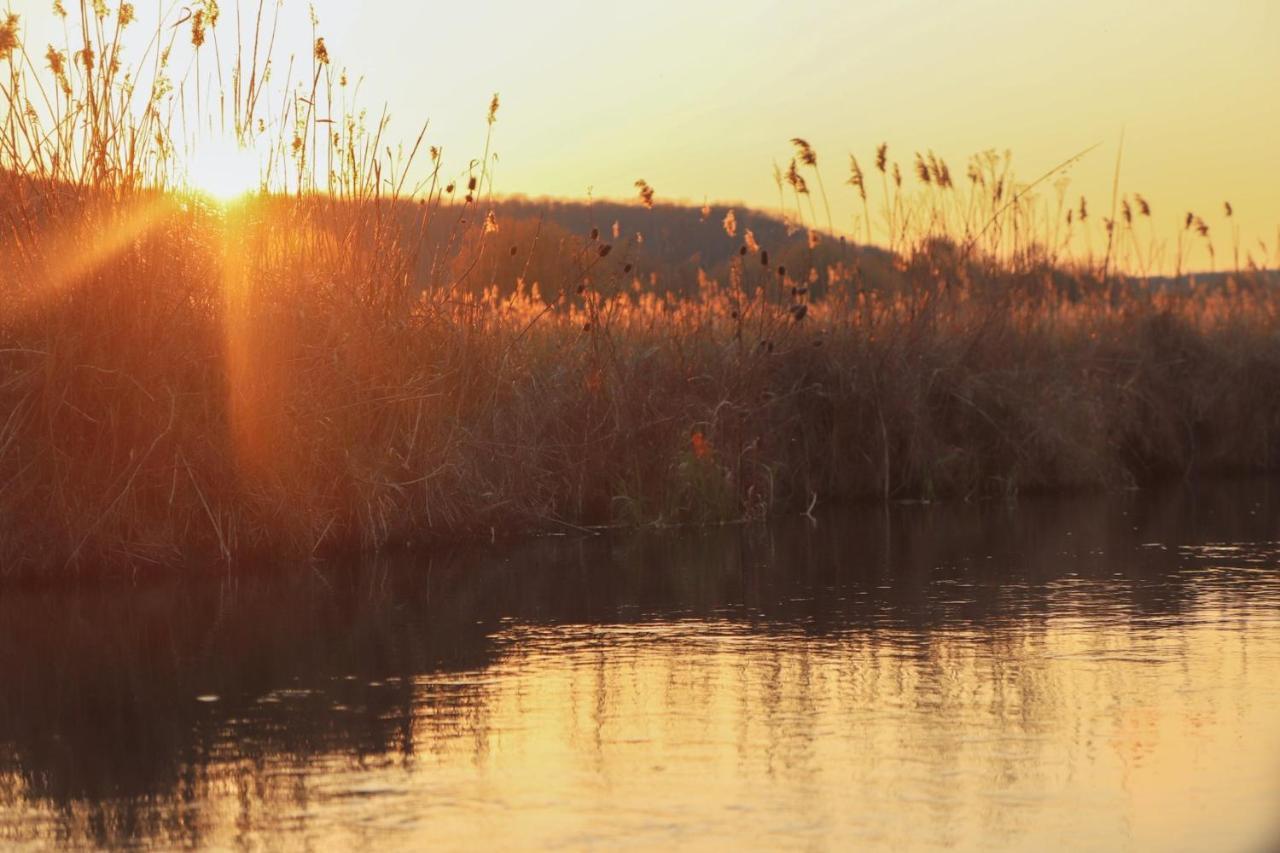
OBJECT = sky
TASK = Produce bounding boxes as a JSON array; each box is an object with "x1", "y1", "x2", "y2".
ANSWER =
[{"x1": 11, "y1": 0, "x2": 1280, "y2": 267}]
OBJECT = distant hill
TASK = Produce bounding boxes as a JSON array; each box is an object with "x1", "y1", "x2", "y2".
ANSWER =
[
  {"x1": 418, "y1": 196, "x2": 1277, "y2": 298},
  {"x1": 431, "y1": 195, "x2": 897, "y2": 300}
]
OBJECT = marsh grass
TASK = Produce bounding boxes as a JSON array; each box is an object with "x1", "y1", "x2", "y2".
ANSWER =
[{"x1": 1, "y1": 3, "x2": 1279, "y2": 579}]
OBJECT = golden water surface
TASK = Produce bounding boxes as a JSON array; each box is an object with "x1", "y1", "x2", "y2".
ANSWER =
[{"x1": 1, "y1": 488, "x2": 1278, "y2": 850}]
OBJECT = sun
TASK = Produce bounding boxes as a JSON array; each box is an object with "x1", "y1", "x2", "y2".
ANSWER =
[{"x1": 184, "y1": 136, "x2": 263, "y2": 203}]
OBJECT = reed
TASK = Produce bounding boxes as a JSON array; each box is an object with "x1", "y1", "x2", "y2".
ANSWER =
[{"x1": 1, "y1": 4, "x2": 1278, "y2": 579}]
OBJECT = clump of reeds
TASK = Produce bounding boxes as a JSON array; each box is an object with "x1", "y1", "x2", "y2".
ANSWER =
[
  {"x1": 0, "y1": 4, "x2": 1278, "y2": 581},
  {"x1": 812, "y1": 135, "x2": 1269, "y2": 279}
]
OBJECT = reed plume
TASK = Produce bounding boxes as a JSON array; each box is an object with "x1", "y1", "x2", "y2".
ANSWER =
[{"x1": 635, "y1": 179, "x2": 655, "y2": 208}]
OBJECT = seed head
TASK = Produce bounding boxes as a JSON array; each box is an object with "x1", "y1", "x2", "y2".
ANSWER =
[
  {"x1": 634, "y1": 179, "x2": 655, "y2": 208},
  {"x1": 927, "y1": 151, "x2": 945, "y2": 185},
  {"x1": 791, "y1": 138, "x2": 817, "y2": 167},
  {"x1": 914, "y1": 153, "x2": 931, "y2": 185},
  {"x1": 191, "y1": 10, "x2": 207, "y2": 48},
  {"x1": 0, "y1": 15, "x2": 17, "y2": 63},
  {"x1": 936, "y1": 157, "x2": 952, "y2": 189},
  {"x1": 45, "y1": 44, "x2": 66, "y2": 78},
  {"x1": 786, "y1": 160, "x2": 809, "y2": 194},
  {"x1": 847, "y1": 155, "x2": 866, "y2": 201}
]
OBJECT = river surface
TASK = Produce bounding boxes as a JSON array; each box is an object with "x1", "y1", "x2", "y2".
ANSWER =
[{"x1": 1, "y1": 482, "x2": 1279, "y2": 851}]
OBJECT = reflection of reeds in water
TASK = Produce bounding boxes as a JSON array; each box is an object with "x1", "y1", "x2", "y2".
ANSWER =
[
  {"x1": 2, "y1": 483, "x2": 1278, "y2": 848},
  {"x1": 1, "y1": 5, "x2": 1279, "y2": 577}
]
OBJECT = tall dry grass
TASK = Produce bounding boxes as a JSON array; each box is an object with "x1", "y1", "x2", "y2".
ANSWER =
[{"x1": 1, "y1": 3, "x2": 1279, "y2": 579}]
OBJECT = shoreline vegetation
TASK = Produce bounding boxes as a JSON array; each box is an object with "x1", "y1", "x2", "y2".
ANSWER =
[{"x1": 2, "y1": 4, "x2": 1279, "y2": 580}]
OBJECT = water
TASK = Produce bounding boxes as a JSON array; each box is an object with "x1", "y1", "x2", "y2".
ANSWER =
[{"x1": 2, "y1": 483, "x2": 1280, "y2": 851}]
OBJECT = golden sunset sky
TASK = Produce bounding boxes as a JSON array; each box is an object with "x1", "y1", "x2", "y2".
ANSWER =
[{"x1": 13, "y1": 0, "x2": 1280, "y2": 266}]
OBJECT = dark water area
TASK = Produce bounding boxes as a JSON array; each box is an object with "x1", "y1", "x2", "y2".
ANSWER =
[{"x1": 2, "y1": 481, "x2": 1279, "y2": 850}]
